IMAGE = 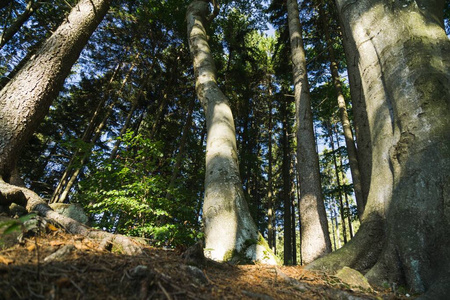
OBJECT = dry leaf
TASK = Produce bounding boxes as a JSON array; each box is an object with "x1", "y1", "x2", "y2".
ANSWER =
[
  {"x1": 0, "y1": 255, "x2": 13, "y2": 265},
  {"x1": 27, "y1": 244, "x2": 36, "y2": 252},
  {"x1": 47, "y1": 224, "x2": 59, "y2": 231},
  {"x1": 50, "y1": 240, "x2": 65, "y2": 247}
]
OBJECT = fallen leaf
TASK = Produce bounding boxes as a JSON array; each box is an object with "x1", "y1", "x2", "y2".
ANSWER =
[
  {"x1": 50, "y1": 240, "x2": 65, "y2": 247},
  {"x1": 27, "y1": 244, "x2": 36, "y2": 252},
  {"x1": 0, "y1": 255, "x2": 13, "y2": 265},
  {"x1": 47, "y1": 224, "x2": 59, "y2": 231}
]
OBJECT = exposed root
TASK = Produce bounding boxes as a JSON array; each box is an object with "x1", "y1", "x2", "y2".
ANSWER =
[
  {"x1": 306, "y1": 217, "x2": 385, "y2": 275},
  {"x1": 0, "y1": 180, "x2": 144, "y2": 256}
]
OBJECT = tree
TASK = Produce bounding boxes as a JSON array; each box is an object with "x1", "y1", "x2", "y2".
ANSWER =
[
  {"x1": 0, "y1": 0, "x2": 40, "y2": 49},
  {"x1": 186, "y1": 0, "x2": 277, "y2": 264},
  {"x1": 287, "y1": 0, "x2": 331, "y2": 264},
  {"x1": 0, "y1": 0, "x2": 111, "y2": 181},
  {"x1": 0, "y1": 0, "x2": 143, "y2": 255},
  {"x1": 308, "y1": 0, "x2": 450, "y2": 296},
  {"x1": 319, "y1": 1, "x2": 366, "y2": 218}
]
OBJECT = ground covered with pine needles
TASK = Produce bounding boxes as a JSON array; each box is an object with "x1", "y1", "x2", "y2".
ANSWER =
[{"x1": 1, "y1": 223, "x2": 413, "y2": 300}]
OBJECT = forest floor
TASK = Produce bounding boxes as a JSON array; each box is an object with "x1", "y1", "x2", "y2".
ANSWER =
[{"x1": 0, "y1": 226, "x2": 414, "y2": 300}]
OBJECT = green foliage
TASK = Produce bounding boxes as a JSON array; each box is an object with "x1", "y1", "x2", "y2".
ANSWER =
[
  {"x1": 0, "y1": 213, "x2": 37, "y2": 235},
  {"x1": 76, "y1": 131, "x2": 202, "y2": 247}
]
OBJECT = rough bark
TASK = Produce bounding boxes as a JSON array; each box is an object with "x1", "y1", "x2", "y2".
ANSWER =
[
  {"x1": 186, "y1": 0, "x2": 277, "y2": 264},
  {"x1": 309, "y1": 0, "x2": 450, "y2": 297},
  {"x1": 287, "y1": 0, "x2": 332, "y2": 264},
  {"x1": 0, "y1": 0, "x2": 111, "y2": 181},
  {"x1": 0, "y1": 0, "x2": 141, "y2": 258}
]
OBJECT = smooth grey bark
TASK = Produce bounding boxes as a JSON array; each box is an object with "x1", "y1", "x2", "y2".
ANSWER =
[
  {"x1": 309, "y1": 0, "x2": 450, "y2": 297},
  {"x1": 287, "y1": 0, "x2": 332, "y2": 264},
  {"x1": 0, "y1": 0, "x2": 111, "y2": 181},
  {"x1": 187, "y1": 0, "x2": 277, "y2": 264}
]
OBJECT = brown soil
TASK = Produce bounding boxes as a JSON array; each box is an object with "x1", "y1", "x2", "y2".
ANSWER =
[{"x1": 1, "y1": 229, "x2": 413, "y2": 299}]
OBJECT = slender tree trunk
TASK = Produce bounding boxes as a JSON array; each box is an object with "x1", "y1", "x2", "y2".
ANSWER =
[
  {"x1": 186, "y1": 0, "x2": 277, "y2": 264},
  {"x1": 287, "y1": 0, "x2": 331, "y2": 264},
  {"x1": 50, "y1": 64, "x2": 121, "y2": 203},
  {"x1": 165, "y1": 97, "x2": 196, "y2": 200},
  {"x1": 309, "y1": 1, "x2": 450, "y2": 296},
  {"x1": 291, "y1": 175, "x2": 297, "y2": 265},
  {"x1": 334, "y1": 126, "x2": 354, "y2": 239},
  {"x1": 0, "y1": 0, "x2": 111, "y2": 181},
  {"x1": 0, "y1": 0, "x2": 39, "y2": 49},
  {"x1": 281, "y1": 99, "x2": 292, "y2": 265},
  {"x1": 328, "y1": 123, "x2": 347, "y2": 244},
  {"x1": 321, "y1": 5, "x2": 365, "y2": 218},
  {"x1": 267, "y1": 92, "x2": 275, "y2": 253}
]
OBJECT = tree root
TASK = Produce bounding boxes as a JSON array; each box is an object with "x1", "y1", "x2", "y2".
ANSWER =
[
  {"x1": 0, "y1": 180, "x2": 144, "y2": 256},
  {"x1": 306, "y1": 216, "x2": 385, "y2": 275}
]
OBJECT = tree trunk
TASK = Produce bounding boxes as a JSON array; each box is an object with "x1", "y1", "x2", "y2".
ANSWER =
[
  {"x1": 287, "y1": 0, "x2": 332, "y2": 264},
  {"x1": 339, "y1": 13, "x2": 372, "y2": 211},
  {"x1": 51, "y1": 58, "x2": 137, "y2": 204},
  {"x1": 267, "y1": 96, "x2": 275, "y2": 253},
  {"x1": 0, "y1": 0, "x2": 39, "y2": 49},
  {"x1": 335, "y1": 127, "x2": 354, "y2": 239},
  {"x1": 328, "y1": 123, "x2": 347, "y2": 244},
  {"x1": 0, "y1": 0, "x2": 111, "y2": 181},
  {"x1": 281, "y1": 99, "x2": 292, "y2": 265},
  {"x1": 186, "y1": 0, "x2": 277, "y2": 264},
  {"x1": 321, "y1": 5, "x2": 366, "y2": 218},
  {"x1": 309, "y1": 1, "x2": 450, "y2": 296},
  {"x1": 165, "y1": 97, "x2": 195, "y2": 200}
]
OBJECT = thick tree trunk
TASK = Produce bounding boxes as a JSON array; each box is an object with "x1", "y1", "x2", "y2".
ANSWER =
[
  {"x1": 0, "y1": 0, "x2": 111, "y2": 181},
  {"x1": 309, "y1": 0, "x2": 450, "y2": 296},
  {"x1": 287, "y1": 0, "x2": 331, "y2": 264},
  {"x1": 186, "y1": 0, "x2": 277, "y2": 264}
]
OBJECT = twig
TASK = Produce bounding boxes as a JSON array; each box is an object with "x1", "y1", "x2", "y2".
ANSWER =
[
  {"x1": 70, "y1": 278, "x2": 85, "y2": 295},
  {"x1": 157, "y1": 281, "x2": 173, "y2": 300},
  {"x1": 11, "y1": 285, "x2": 22, "y2": 298},
  {"x1": 27, "y1": 282, "x2": 45, "y2": 299},
  {"x1": 35, "y1": 218, "x2": 41, "y2": 280}
]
